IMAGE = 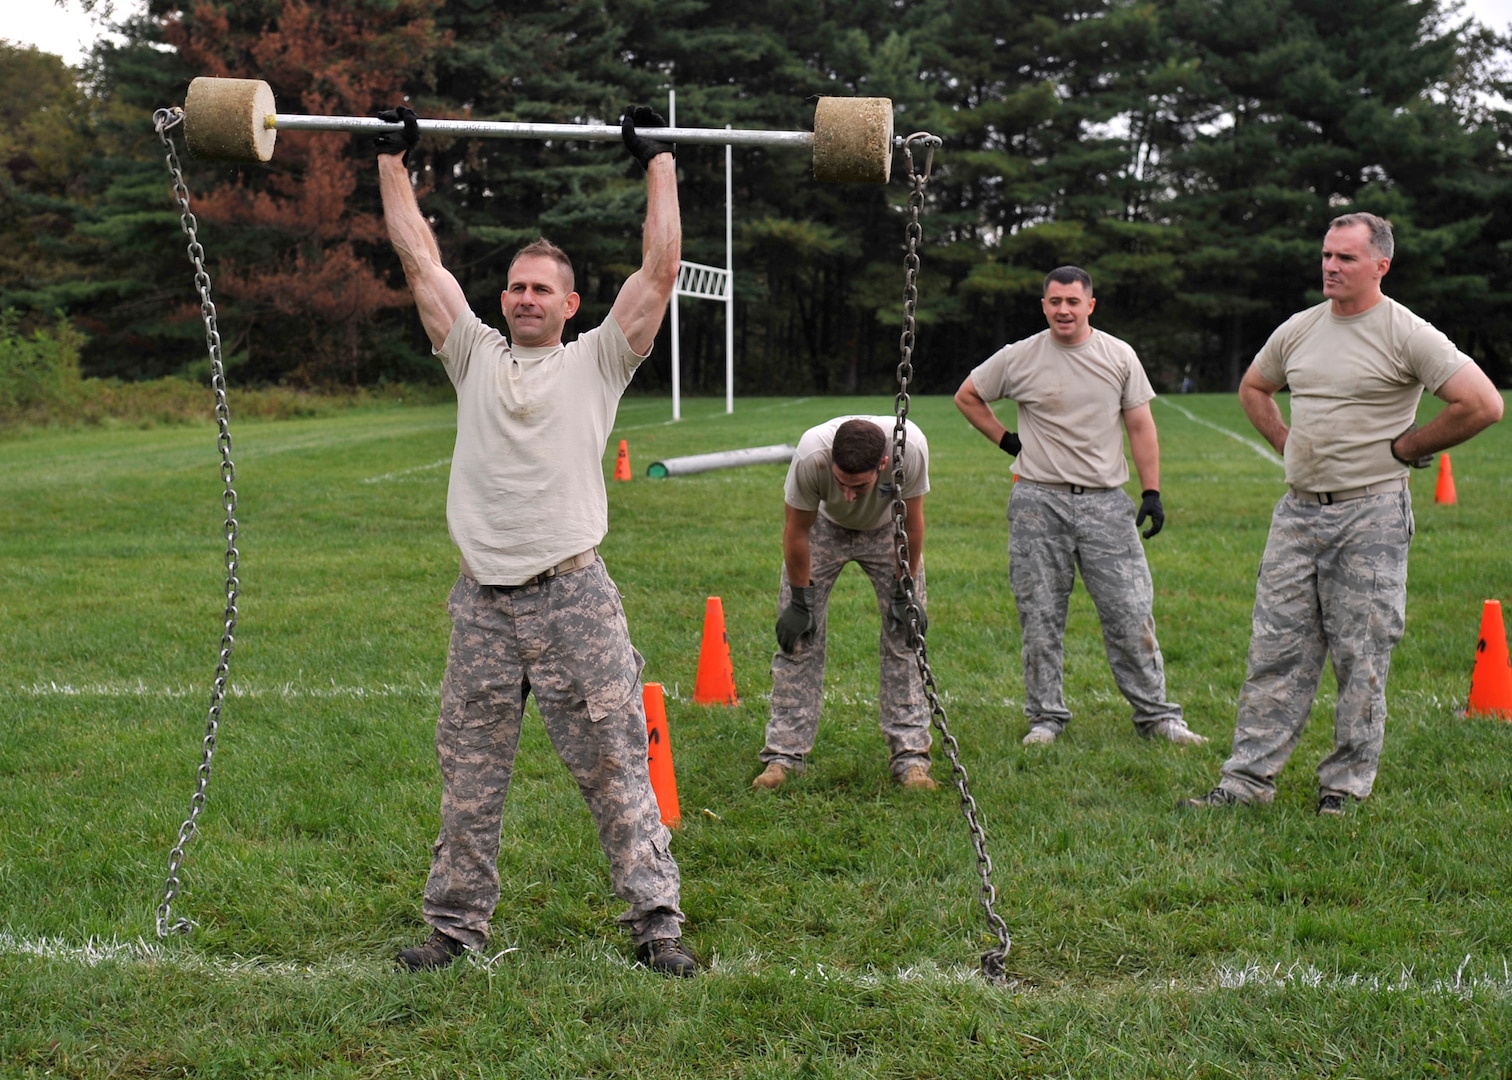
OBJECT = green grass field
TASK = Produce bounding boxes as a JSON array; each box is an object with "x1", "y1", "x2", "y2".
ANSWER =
[{"x1": 3, "y1": 392, "x2": 1511, "y2": 1078}]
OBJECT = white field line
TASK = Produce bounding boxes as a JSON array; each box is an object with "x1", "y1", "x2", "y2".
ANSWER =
[
  {"x1": 362, "y1": 457, "x2": 451, "y2": 484},
  {"x1": 11, "y1": 680, "x2": 436, "y2": 700},
  {"x1": 2, "y1": 932, "x2": 1508, "y2": 999},
  {"x1": 1156, "y1": 398, "x2": 1284, "y2": 467}
]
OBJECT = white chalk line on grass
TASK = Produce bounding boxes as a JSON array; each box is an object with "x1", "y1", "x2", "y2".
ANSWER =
[
  {"x1": 361, "y1": 457, "x2": 451, "y2": 484},
  {"x1": 1156, "y1": 398, "x2": 1284, "y2": 467},
  {"x1": 3, "y1": 932, "x2": 1508, "y2": 999},
  {"x1": 12, "y1": 680, "x2": 437, "y2": 701}
]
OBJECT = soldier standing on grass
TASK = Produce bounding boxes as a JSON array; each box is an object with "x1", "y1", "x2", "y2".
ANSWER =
[
  {"x1": 373, "y1": 104, "x2": 697, "y2": 975},
  {"x1": 954, "y1": 265, "x2": 1205, "y2": 749},
  {"x1": 751, "y1": 416, "x2": 938, "y2": 792},
  {"x1": 1183, "y1": 212, "x2": 1502, "y2": 816}
]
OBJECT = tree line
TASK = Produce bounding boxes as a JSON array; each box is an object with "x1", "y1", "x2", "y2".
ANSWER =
[{"x1": 2, "y1": 0, "x2": 1508, "y2": 397}]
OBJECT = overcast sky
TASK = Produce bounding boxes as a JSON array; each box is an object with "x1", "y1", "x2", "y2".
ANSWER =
[{"x1": 2, "y1": 0, "x2": 1510, "y2": 75}]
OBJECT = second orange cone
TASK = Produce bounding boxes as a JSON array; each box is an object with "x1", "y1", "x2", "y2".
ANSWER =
[
  {"x1": 1435, "y1": 453, "x2": 1456, "y2": 505},
  {"x1": 1467, "y1": 600, "x2": 1512, "y2": 721},
  {"x1": 614, "y1": 439, "x2": 632, "y2": 481},
  {"x1": 693, "y1": 596, "x2": 739, "y2": 706}
]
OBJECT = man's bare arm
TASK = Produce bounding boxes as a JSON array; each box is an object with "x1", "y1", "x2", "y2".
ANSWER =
[
  {"x1": 1239, "y1": 364, "x2": 1289, "y2": 455},
  {"x1": 782, "y1": 504, "x2": 819, "y2": 588},
  {"x1": 377, "y1": 154, "x2": 467, "y2": 351},
  {"x1": 609, "y1": 154, "x2": 680, "y2": 356},
  {"x1": 1392, "y1": 363, "x2": 1505, "y2": 462}
]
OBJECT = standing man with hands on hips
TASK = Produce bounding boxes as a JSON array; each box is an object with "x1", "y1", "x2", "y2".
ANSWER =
[
  {"x1": 374, "y1": 103, "x2": 699, "y2": 976},
  {"x1": 955, "y1": 266, "x2": 1204, "y2": 749},
  {"x1": 1183, "y1": 212, "x2": 1503, "y2": 816}
]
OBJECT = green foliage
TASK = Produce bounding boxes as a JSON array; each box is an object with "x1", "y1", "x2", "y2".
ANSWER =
[
  {"x1": 3, "y1": 0, "x2": 1511, "y2": 395},
  {"x1": 0, "y1": 311, "x2": 86, "y2": 424}
]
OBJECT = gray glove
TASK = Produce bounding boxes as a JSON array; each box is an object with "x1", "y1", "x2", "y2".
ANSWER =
[
  {"x1": 621, "y1": 105, "x2": 675, "y2": 170},
  {"x1": 775, "y1": 585, "x2": 816, "y2": 653},
  {"x1": 887, "y1": 579, "x2": 927, "y2": 639},
  {"x1": 1390, "y1": 425, "x2": 1434, "y2": 469}
]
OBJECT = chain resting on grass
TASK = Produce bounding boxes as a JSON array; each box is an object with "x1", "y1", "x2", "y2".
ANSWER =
[
  {"x1": 152, "y1": 107, "x2": 242, "y2": 939},
  {"x1": 889, "y1": 134, "x2": 1012, "y2": 984}
]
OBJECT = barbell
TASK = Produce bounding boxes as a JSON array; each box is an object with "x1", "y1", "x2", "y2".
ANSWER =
[{"x1": 181, "y1": 77, "x2": 896, "y2": 184}]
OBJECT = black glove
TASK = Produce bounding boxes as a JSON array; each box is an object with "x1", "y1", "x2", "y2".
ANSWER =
[
  {"x1": 887, "y1": 578, "x2": 928, "y2": 639},
  {"x1": 621, "y1": 105, "x2": 675, "y2": 170},
  {"x1": 775, "y1": 585, "x2": 816, "y2": 653},
  {"x1": 998, "y1": 430, "x2": 1022, "y2": 457},
  {"x1": 1136, "y1": 489, "x2": 1164, "y2": 539},
  {"x1": 1390, "y1": 425, "x2": 1434, "y2": 469},
  {"x1": 373, "y1": 106, "x2": 419, "y2": 165}
]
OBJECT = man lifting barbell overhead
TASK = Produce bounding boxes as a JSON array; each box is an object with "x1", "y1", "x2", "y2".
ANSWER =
[{"x1": 376, "y1": 103, "x2": 698, "y2": 977}]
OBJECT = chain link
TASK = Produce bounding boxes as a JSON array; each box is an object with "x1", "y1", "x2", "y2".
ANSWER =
[
  {"x1": 152, "y1": 107, "x2": 242, "y2": 939},
  {"x1": 889, "y1": 133, "x2": 1012, "y2": 984}
]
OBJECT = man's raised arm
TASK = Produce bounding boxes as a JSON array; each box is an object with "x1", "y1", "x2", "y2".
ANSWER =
[
  {"x1": 610, "y1": 107, "x2": 681, "y2": 356},
  {"x1": 373, "y1": 108, "x2": 467, "y2": 352}
]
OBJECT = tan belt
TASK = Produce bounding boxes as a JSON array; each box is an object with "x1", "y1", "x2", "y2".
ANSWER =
[
  {"x1": 1289, "y1": 476, "x2": 1409, "y2": 505},
  {"x1": 1020, "y1": 479, "x2": 1114, "y2": 495},
  {"x1": 461, "y1": 548, "x2": 598, "y2": 590}
]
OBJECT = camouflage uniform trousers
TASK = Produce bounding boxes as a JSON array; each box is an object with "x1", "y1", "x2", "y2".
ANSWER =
[
  {"x1": 761, "y1": 514, "x2": 931, "y2": 778},
  {"x1": 1008, "y1": 481, "x2": 1182, "y2": 734},
  {"x1": 421, "y1": 560, "x2": 684, "y2": 950},
  {"x1": 1216, "y1": 489, "x2": 1412, "y2": 803}
]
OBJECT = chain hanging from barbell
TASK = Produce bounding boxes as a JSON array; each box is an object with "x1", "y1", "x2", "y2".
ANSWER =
[
  {"x1": 888, "y1": 133, "x2": 1012, "y2": 985},
  {"x1": 152, "y1": 106, "x2": 242, "y2": 939}
]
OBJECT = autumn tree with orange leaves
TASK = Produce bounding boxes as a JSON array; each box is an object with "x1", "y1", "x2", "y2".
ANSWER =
[{"x1": 159, "y1": 0, "x2": 446, "y2": 384}]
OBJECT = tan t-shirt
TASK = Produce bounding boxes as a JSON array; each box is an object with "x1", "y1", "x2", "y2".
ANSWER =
[
  {"x1": 784, "y1": 415, "x2": 929, "y2": 531},
  {"x1": 1253, "y1": 298, "x2": 1470, "y2": 491},
  {"x1": 438, "y1": 310, "x2": 645, "y2": 585},
  {"x1": 969, "y1": 329, "x2": 1155, "y2": 488}
]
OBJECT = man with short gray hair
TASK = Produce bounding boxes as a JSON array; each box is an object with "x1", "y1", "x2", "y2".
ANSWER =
[{"x1": 1183, "y1": 212, "x2": 1503, "y2": 815}]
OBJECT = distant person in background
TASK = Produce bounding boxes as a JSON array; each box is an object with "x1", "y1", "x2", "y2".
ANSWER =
[
  {"x1": 374, "y1": 103, "x2": 698, "y2": 975},
  {"x1": 752, "y1": 416, "x2": 937, "y2": 792},
  {"x1": 1183, "y1": 212, "x2": 1502, "y2": 816},
  {"x1": 955, "y1": 265, "x2": 1204, "y2": 748}
]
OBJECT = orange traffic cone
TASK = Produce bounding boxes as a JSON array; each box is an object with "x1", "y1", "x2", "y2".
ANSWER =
[
  {"x1": 1435, "y1": 453, "x2": 1456, "y2": 505},
  {"x1": 693, "y1": 596, "x2": 739, "y2": 706},
  {"x1": 614, "y1": 439, "x2": 632, "y2": 481},
  {"x1": 1467, "y1": 600, "x2": 1512, "y2": 721},
  {"x1": 642, "y1": 682, "x2": 682, "y2": 827}
]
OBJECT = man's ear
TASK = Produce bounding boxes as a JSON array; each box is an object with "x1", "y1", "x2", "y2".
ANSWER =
[{"x1": 564, "y1": 291, "x2": 581, "y2": 320}]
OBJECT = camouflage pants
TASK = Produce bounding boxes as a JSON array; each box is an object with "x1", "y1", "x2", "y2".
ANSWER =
[
  {"x1": 1217, "y1": 490, "x2": 1413, "y2": 802},
  {"x1": 422, "y1": 561, "x2": 684, "y2": 949},
  {"x1": 762, "y1": 514, "x2": 931, "y2": 777},
  {"x1": 1008, "y1": 481, "x2": 1182, "y2": 733}
]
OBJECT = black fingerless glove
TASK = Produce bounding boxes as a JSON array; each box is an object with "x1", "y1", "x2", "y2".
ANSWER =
[
  {"x1": 621, "y1": 105, "x2": 675, "y2": 170},
  {"x1": 998, "y1": 430, "x2": 1022, "y2": 457},
  {"x1": 373, "y1": 106, "x2": 419, "y2": 165}
]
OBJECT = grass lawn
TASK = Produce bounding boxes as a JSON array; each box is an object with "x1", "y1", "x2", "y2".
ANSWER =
[{"x1": 2, "y1": 391, "x2": 1510, "y2": 1078}]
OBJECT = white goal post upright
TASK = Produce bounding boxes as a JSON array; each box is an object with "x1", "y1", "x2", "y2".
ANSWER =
[{"x1": 667, "y1": 91, "x2": 736, "y2": 421}]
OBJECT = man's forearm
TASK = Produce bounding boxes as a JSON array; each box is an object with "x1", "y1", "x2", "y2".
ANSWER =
[{"x1": 378, "y1": 155, "x2": 441, "y2": 278}]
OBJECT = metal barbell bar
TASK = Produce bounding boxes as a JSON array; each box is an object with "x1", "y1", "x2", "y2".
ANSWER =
[{"x1": 182, "y1": 77, "x2": 895, "y2": 183}]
